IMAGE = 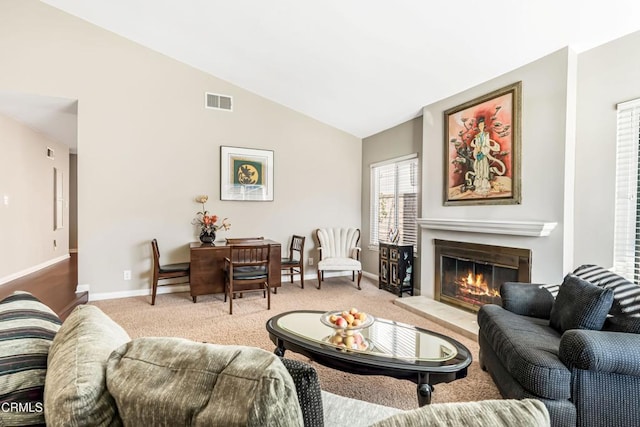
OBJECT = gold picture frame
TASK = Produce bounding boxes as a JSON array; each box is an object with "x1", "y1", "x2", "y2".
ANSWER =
[{"x1": 444, "y1": 81, "x2": 522, "y2": 206}]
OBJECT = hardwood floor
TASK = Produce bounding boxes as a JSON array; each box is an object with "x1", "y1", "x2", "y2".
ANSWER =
[{"x1": 0, "y1": 253, "x2": 88, "y2": 320}]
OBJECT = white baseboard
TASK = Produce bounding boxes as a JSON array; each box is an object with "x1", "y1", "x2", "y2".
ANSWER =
[
  {"x1": 362, "y1": 271, "x2": 377, "y2": 280},
  {"x1": 88, "y1": 284, "x2": 190, "y2": 302},
  {"x1": 76, "y1": 284, "x2": 90, "y2": 293},
  {"x1": 0, "y1": 254, "x2": 71, "y2": 286},
  {"x1": 87, "y1": 271, "x2": 378, "y2": 302}
]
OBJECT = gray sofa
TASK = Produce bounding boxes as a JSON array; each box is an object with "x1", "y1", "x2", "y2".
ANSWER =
[
  {"x1": 478, "y1": 265, "x2": 640, "y2": 427},
  {"x1": 1, "y1": 291, "x2": 550, "y2": 426}
]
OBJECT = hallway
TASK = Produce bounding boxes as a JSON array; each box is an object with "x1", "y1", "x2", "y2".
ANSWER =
[{"x1": 0, "y1": 253, "x2": 86, "y2": 319}]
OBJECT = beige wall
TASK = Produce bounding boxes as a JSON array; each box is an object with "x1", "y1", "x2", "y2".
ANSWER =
[
  {"x1": 361, "y1": 117, "x2": 422, "y2": 288},
  {"x1": 0, "y1": 113, "x2": 70, "y2": 281},
  {"x1": 69, "y1": 153, "x2": 77, "y2": 251},
  {"x1": 420, "y1": 48, "x2": 577, "y2": 297},
  {"x1": 574, "y1": 30, "x2": 640, "y2": 267},
  {"x1": 0, "y1": 1, "x2": 361, "y2": 297}
]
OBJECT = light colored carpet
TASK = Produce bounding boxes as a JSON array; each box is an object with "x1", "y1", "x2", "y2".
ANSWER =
[{"x1": 92, "y1": 275, "x2": 501, "y2": 410}]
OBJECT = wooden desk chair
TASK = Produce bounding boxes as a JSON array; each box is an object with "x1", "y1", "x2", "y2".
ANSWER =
[
  {"x1": 281, "y1": 235, "x2": 305, "y2": 290},
  {"x1": 225, "y1": 237, "x2": 264, "y2": 244},
  {"x1": 151, "y1": 239, "x2": 190, "y2": 305},
  {"x1": 224, "y1": 244, "x2": 271, "y2": 314}
]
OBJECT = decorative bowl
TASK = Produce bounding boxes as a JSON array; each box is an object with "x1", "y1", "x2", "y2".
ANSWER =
[
  {"x1": 323, "y1": 331, "x2": 370, "y2": 352},
  {"x1": 320, "y1": 309, "x2": 375, "y2": 332}
]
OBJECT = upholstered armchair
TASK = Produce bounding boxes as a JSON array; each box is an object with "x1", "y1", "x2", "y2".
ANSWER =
[{"x1": 315, "y1": 228, "x2": 362, "y2": 290}]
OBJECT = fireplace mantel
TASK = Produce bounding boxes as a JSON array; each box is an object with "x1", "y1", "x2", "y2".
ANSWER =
[{"x1": 416, "y1": 218, "x2": 557, "y2": 237}]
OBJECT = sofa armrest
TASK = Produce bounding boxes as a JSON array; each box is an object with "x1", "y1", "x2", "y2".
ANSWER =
[
  {"x1": 500, "y1": 282, "x2": 554, "y2": 319},
  {"x1": 372, "y1": 399, "x2": 550, "y2": 427},
  {"x1": 559, "y1": 329, "x2": 640, "y2": 376},
  {"x1": 351, "y1": 247, "x2": 361, "y2": 260}
]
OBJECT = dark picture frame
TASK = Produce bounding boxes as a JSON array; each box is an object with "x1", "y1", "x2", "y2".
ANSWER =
[
  {"x1": 220, "y1": 146, "x2": 274, "y2": 201},
  {"x1": 443, "y1": 81, "x2": 522, "y2": 206}
]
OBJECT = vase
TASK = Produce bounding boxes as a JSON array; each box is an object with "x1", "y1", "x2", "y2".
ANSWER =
[{"x1": 199, "y1": 230, "x2": 216, "y2": 244}]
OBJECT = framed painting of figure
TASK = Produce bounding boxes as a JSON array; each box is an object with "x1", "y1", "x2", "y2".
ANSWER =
[
  {"x1": 443, "y1": 81, "x2": 522, "y2": 206},
  {"x1": 220, "y1": 146, "x2": 274, "y2": 201}
]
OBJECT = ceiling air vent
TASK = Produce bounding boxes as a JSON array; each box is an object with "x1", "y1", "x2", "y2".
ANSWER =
[{"x1": 205, "y1": 92, "x2": 233, "y2": 111}]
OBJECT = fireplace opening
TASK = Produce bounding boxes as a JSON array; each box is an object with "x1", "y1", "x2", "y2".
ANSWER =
[{"x1": 435, "y1": 240, "x2": 531, "y2": 313}]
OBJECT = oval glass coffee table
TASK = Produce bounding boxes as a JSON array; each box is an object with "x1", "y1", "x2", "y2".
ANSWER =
[{"x1": 266, "y1": 310, "x2": 472, "y2": 406}]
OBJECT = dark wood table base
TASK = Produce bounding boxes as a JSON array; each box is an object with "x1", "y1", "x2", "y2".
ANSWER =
[{"x1": 269, "y1": 320, "x2": 470, "y2": 408}]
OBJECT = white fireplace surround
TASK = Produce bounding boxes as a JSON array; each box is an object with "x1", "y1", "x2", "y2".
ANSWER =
[{"x1": 416, "y1": 218, "x2": 557, "y2": 237}]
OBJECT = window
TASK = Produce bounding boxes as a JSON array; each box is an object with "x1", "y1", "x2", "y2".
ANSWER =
[
  {"x1": 370, "y1": 154, "x2": 419, "y2": 249},
  {"x1": 613, "y1": 98, "x2": 640, "y2": 282}
]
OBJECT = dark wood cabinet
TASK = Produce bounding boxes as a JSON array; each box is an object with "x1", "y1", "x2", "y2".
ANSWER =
[
  {"x1": 189, "y1": 240, "x2": 281, "y2": 299},
  {"x1": 379, "y1": 242, "x2": 414, "y2": 297}
]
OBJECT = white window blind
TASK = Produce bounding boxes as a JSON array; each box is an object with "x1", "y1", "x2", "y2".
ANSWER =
[
  {"x1": 370, "y1": 154, "x2": 419, "y2": 249},
  {"x1": 613, "y1": 98, "x2": 640, "y2": 282}
]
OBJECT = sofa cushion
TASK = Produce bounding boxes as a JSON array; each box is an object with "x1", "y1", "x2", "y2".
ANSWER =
[
  {"x1": 280, "y1": 357, "x2": 324, "y2": 427},
  {"x1": 371, "y1": 399, "x2": 550, "y2": 427},
  {"x1": 0, "y1": 291, "x2": 61, "y2": 426},
  {"x1": 501, "y1": 282, "x2": 554, "y2": 319},
  {"x1": 321, "y1": 391, "x2": 401, "y2": 427},
  {"x1": 549, "y1": 274, "x2": 613, "y2": 333},
  {"x1": 44, "y1": 305, "x2": 131, "y2": 427},
  {"x1": 478, "y1": 304, "x2": 570, "y2": 400},
  {"x1": 317, "y1": 257, "x2": 361, "y2": 270},
  {"x1": 106, "y1": 337, "x2": 303, "y2": 427},
  {"x1": 573, "y1": 264, "x2": 640, "y2": 317}
]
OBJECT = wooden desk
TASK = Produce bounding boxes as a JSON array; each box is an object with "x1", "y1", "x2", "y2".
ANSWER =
[{"x1": 189, "y1": 240, "x2": 281, "y2": 301}]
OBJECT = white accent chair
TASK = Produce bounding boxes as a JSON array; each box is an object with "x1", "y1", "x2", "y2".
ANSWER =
[{"x1": 315, "y1": 228, "x2": 362, "y2": 290}]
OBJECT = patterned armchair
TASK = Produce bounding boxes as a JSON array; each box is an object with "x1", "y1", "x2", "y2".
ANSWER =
[{"x1": 315, "y1": 228, "x2": 362, "y2": 290}]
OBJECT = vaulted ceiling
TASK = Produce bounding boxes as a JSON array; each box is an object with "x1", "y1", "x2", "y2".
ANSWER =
[{"x1": 12, "y1": 1, "x2": 640, "y2": 145}]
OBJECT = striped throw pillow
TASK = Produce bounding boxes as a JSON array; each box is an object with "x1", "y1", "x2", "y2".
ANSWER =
[
  {"x1": 573, "y1": 264, "x2": 640, "y2": 317},
  {"x1": 538, "y1": 283, "x2": 561, "y2": 299},
  {"x1": 0, "y1": 291, "x2": 61, "y2": 426}
]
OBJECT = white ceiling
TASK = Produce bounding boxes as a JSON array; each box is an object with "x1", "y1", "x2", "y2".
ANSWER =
[
  {"x1": 18, "y1": 1, "x2": 640, "y2": 142},
  {"x1": 0, "y1": 91, "x2": 77, "y2": 152}
]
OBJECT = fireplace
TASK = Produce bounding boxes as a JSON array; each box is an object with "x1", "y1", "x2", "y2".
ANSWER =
[{"x1": 434, "y1": 239, "x2": 531, "y2": 312}]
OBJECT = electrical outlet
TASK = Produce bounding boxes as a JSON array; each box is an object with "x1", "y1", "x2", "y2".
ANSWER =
[
  {"x1": 308, "y1": 257, "x2": 314, "y2": 266},
  {"x1": 123, "y1": 270, "x2": 132, "y2": 280}
]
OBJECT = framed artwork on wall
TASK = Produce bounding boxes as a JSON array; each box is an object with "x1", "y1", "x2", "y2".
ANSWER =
[
  {"x1": 220, "y1": 146, "x2": 274, "y2": 201},
  {"x1": 443, "y1": 81, "x2": 522, "y2": 206}
]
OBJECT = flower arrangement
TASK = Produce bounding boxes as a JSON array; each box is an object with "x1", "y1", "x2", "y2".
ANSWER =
[{"x1": 192, "y1": 195, "x2": 231, "y2": 235}]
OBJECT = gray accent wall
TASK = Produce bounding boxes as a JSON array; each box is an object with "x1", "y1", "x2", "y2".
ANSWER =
[
  {"x1": 420, "y1": 48, "x2": 576, "y2": 297},
  {"x1": 361, "y1": 117, "x2": 422, "y2": 291},
  {"x1": 574, "y1": 30, "x2": 640, "y2": 268}
]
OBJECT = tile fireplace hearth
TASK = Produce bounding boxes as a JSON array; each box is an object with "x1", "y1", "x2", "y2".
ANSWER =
[{"x1": 434, "y1": 239, "x2": 531, "y2": 313}]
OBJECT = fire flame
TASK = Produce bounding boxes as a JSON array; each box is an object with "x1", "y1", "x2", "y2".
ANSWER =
[{"x1": 456, "y1": 272, "x2": 500, "y2": 297}]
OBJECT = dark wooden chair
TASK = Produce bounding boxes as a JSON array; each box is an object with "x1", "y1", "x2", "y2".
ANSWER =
[
  {"x1": 280, "y1": 235, "x2": 305, "y2": 290},
  {"x1": 225, "y1": 237, "x2": 264, "y2": 244},
  {"x1": 151, "y1": 239, "x2": 190, "y2": 305},
  {"x1": 224, "y1": 244, "x2": 271, "y2": 314}
]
